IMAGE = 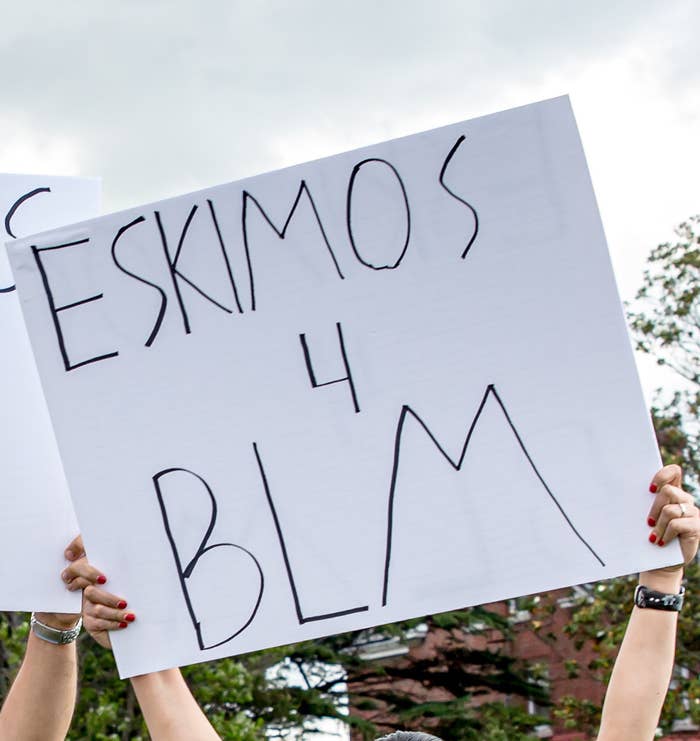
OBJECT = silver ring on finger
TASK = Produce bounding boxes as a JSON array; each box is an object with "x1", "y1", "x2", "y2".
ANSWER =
[{"x1": 679, "y1": 502, "x2": 688, "y2": 517}]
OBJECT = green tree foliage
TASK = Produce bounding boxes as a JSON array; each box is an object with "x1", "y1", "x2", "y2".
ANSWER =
[
  {"x1": 0, "y1": 617, "x2": 263, "y2": 740},
  {"x1": 551, "y1": 560, "x2": 700, "y2": 735},
  {"x1": 331, "y1": 609, "x2": 548, "y2": 740},
  {"x1": 628, "y1": 215, "x2": 700, "y2": 387},
  {"x1": 0, "y1": 608, "x2": 547, "y2": 739},
  {"x1": 553, "y1": 214, "x2": 700, "y2": 735},
  {"x1": 628, "y1": 214, "x2": 700, "y2": 455}
]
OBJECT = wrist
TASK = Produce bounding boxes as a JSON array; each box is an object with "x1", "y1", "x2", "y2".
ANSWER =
[
  {"x1": 30, "y1": 612, "x2": 82, "y2": 645},
  {"x1": 33, "y1": 612, "x2": 82, "y2": 632},
  {"x1": 639, "y1": 568, "x2": 684, "y2": 594},
  {"x1": 34, "y1": 612, "x2": 81, "y2": 631}
]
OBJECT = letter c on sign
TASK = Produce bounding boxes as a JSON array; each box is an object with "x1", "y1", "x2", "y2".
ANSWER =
[{"x1": 1, "y1": 187, "x2": 52, "y2": 293}]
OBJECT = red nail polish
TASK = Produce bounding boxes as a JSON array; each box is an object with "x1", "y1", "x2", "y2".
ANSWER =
[
  {"x1": 658, "y1": 539, "x2": 665, "y2": 547},
  {"x1": 119, "y1": 621, "x2": 128, "y2": 629},
  {"x1": 649, "y1": 532, "x2": 657, "y2": 543},
  {"x1": 650, "y1": 483, "x2": 658, "y2": 493},
  {"x1": 96, "y1": 575, "x2": 107, "y2": 585},
  {"x1": 117, "y1": 600, "x2": 127, "y2": 610},
  {"x1": 125, "y1": 613, "x2": 136, "y2": 623},
  {"x1": 647, "y1": 517, "x2": 656, "y2": 527}
]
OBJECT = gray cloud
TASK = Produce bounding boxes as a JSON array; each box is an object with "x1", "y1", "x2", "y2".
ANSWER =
[{"x1": 0, "y1": 0, "x2": 697, "y2": 214}]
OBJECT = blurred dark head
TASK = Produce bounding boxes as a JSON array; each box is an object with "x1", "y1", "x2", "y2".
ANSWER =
[{"x1": 375, "y1": 733, "x2": 442, "y2": 741}]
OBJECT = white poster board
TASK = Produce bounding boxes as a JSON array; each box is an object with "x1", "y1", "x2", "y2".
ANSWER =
[
  {"x1": 8, "y1": 97, "x2": 672, "y2": 676},
  {"x1": 1, "y1": 174, "x2": 99, "y2": 611}
]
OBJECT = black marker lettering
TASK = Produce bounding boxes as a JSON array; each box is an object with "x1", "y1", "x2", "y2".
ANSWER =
[
  {"x1": 253, "y1": 442, "x2": 368, "y2": 623},
  {"x1": 155, "y1": 205, "x2": 235, "y2": 336},
  {"x1": 439, "y1": 135, "x2": 479, "y2": 259},
  {"x1": 242, "y1": 181, "x2": 345, "y2": 312},
  {"x1": 381, "y1": 384, "x2": 604, "y2": 606},
  {"x1": 207, "y1": 199, "x2": 243, "y2": 314},
  {"x1": 346, "y1": 159, "x2": 410, "y2": 270},
  {"x1": 31, "y1": 241, "x2": 118, "y2": 371},
  {"x1": 153, "y1": 467, "x2": 264, "y2": 651},
  {"x1": 1, "y1": 186, "x2": 51, "y2": 294},
  {"x1": 111, "y1": 216, "x2": 168, "y2": 347},
  {"x1": 299, "y1": 322, "x2": 360, "y2": 413}
]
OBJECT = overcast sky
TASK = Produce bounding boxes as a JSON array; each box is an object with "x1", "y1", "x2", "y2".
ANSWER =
[{"x1": 1, "y1": 0, "x2": 698, "y2": 396}]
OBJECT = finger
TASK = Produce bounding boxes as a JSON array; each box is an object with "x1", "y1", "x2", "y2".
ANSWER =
[
  {"x1": 65, "y1": 576, "x2": 96, "y2": 592},
  {"x1": 83, "y1": 584, "x2": 129, "y2": 611},
  {"x1": 652, "y1": 496, "x2": 697, "y2": 545},
  {"x1": 82, "y1": 620, "x2": 113, "y2": 649},
  {"x1": 62, "y1": 559, "x2": 106, "y2": 589},
  {"x1": 649, "y1": 465, "x2": 682, "y2": 495},
  {"x1": 647, "y1": 483, "x2": 690, "y2": 527},
  {"x1": 83, "y1": 614, "x2": 128, "y2": 636},
  {"x1": 64, "y1": 534, "x2": 85, "y2": 562},
  {"x1": 659, "y1": 517, "x2": 700, "y2": 564},
  {"x1": 85, "y1": 600, "x2": 136, "y2": 625}
]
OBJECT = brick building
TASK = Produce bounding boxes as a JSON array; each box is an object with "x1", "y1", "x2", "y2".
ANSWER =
[{"x1": 348, "y1": 589, "x2": 700, "y2": 740}]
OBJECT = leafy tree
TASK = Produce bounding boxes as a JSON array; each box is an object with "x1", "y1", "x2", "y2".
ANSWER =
[
  {"x1": 628, "y1": 214, "x2": 700, "y2": 460},
  {"x1": 0, "y1": 616, "x2": 263, "y2": 740},
  {"x1": 0, "y1": 606, "x2": 547, "y2": 740},
  {"x1": 553, "y1": 214, "x2": 700, "y2": 735},
  {"x1": 306, "y1": 609, "x2": 549, "y2": 740},
  {"x1": 628, "y1": 215, "x2": 700, "y2": 383}
]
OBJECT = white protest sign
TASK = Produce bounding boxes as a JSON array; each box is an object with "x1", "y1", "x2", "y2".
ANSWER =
[
  {"x1": 1, "y1": 174, "x2": 99, "y2": 611},
  {"x1": 9, "y1": 97, "x2": 671, "y2": 677}
]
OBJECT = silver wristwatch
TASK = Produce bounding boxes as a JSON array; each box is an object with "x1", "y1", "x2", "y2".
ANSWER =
[
  {"x1": 30, "y1": 613, "x2": 82, "y2": 644},
  {"x1": 633, "y1": 584, "x2": 685, "y2": 612}
]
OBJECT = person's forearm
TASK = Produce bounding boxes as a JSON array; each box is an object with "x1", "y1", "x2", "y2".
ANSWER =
[
  {"x1": 0, "y1": 616, "x2": 78, "y2": 741},
  {"x1": 597, "y1": 568, "x2": 683, "y2": 741},
  {"x1": 130, "y1": 668, "x2": 220, "y2": 740}
]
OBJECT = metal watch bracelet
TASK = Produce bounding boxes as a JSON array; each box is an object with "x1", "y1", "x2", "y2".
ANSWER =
[
  {"x1": 633, "y1": 584, "x2": 685, "y2": 612},
  {"x1": 30, "y1": 613, "x2": 82, "y2": 644}
]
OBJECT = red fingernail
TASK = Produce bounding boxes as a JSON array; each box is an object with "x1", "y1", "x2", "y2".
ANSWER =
[
  {"x1": 649, "y1": 532, "x2": 657, "y2": 543},
  {"x1": 117, "y1": 600, "x2": 127, "y2": 610},
  {"x1": 658, "y1": 539, "x2": 665, "y2": 547},
  {"x1": 650, "y1": 483, "x2": 658, "y2": 493},
  {"x1": 647, "y1": 517, "x2": 656, "y2": 527},
  {"x1": 96, "y1": 575, "x2": 107, "y2": 585},
  {"x1": 125, "y1": 613, "x2": 136, "y2": 623},
  {"x1": 119, "y1": 621, "x2": 128, "y2": 629}
]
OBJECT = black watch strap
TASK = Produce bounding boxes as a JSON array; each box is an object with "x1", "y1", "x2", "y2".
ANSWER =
[{"x1": 634, "y1": 584, "x2": 685, "y2": 612}]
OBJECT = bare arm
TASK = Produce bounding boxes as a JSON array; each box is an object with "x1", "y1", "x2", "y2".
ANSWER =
[
  {"x1": 130, "y1": 669, "x2": 220, "y2": 740},
  {"x1": 0, "y1": 613, "x2": 79, "y2": 741},
  {"x1": 597, "y1": 465, "x2": 699, "y2": 741},
  {"x1": 0, "y1": 532, "x2": 83, "y2": 741},
  {"x1": 597, "y1": 568, "x2": 682, "y2": 741},
  {"x1": 63, "y1": 536, "x2": 221, "y2": 740},
  {"x1": 0, "y1": 535, "x2": 101, "y2": 740}
]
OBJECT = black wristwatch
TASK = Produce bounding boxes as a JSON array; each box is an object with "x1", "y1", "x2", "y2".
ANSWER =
[{"x1": 634, "y1": 584, "x2": 685, "y2": 612}]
